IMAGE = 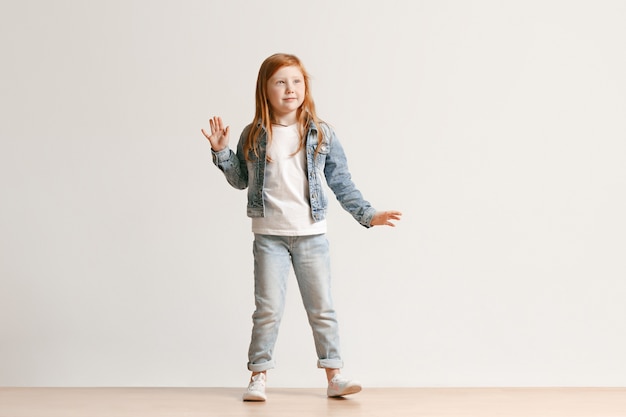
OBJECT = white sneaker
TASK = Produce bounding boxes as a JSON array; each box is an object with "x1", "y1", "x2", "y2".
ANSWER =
[
  {"x1": 327, "y1": 374, "x2": 362, "y2": 397},
  {"x1": 242, "y1": 373, "x2": 267, "y2": 401}
]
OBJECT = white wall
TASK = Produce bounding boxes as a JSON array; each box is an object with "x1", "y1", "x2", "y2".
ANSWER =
[{"x1": 1, "y1": 0, "x2": 625, "y2": 388}]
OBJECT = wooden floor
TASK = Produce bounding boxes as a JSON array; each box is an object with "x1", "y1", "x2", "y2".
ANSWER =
[{"x1": 1, "y1": 387, "x2": 625, "y2": 417}]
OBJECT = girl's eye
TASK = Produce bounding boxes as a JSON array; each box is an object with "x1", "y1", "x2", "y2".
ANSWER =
[
  {"x1": 276, "y1": 80, "x2": 285, "y2": 84},
  {"x1": 294, "y1": 79, "x2": 302, "y2": 84}
]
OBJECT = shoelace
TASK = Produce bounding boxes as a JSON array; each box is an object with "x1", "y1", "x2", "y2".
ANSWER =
[
  {"x1": 249, "y1": 375, "x2": 265, "y2": 391},
  {"x1": 331, "y1": 376, "x2": 347, "y2": 387}
]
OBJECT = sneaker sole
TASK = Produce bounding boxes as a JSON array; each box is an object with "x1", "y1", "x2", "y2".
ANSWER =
[
  {"x1": 243, "y1": 392, "x2": 267, "y2": 402},
  {"x1": 328, "y1": 385, "x2": 362, "y2": 397}
]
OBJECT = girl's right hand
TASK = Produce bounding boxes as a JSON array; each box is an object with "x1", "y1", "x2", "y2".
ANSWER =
[{"x1": 201, "y1": 116, "x2": 230, "y2": 152}]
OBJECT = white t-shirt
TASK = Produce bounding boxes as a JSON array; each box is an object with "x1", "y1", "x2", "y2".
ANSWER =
[{"x1": 251, "y1": 124, "x2": 327, "y2": 236}]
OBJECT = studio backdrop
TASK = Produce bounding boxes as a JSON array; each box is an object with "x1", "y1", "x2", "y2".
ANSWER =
[{"x1": 1, "y1": 0, "x2": 625, "y2": 387}]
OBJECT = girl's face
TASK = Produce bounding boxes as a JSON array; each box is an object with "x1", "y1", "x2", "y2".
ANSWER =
[{"x1": 266, "y1": 65, "x2": 306, "y2": 122}]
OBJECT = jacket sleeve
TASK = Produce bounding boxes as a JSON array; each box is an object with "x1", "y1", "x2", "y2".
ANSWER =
[
  {"x1": 210, "y1": 128, "x2": 249, "y2": 190},
  {"x1": 323, "y1": 127, "x2": 376, "y2": 228}
]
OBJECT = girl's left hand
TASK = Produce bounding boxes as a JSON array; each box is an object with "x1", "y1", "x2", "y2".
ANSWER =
[{"x1": 371, "y1": 211, "x2": 402, "y2": 227}]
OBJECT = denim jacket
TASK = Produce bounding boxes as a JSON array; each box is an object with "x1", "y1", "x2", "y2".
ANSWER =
[{"x1": 211, "y1": 121, "x2": 376, "y2": 228}]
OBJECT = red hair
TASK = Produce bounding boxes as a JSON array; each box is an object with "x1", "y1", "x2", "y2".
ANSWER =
[{"x1": 244, "y1": 53, "x2": 325, "y2": 161}]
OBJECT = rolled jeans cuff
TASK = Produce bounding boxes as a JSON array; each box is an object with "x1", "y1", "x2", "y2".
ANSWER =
[
  {"x1": 317, "y1": 358, "x2": 344, "y2": 369},
  {"x1": 248, "y1": 360, "x2": 275, "y2": 373}
]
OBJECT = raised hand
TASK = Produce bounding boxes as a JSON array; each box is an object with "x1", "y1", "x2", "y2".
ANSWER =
[
  {"x1": 370, "y1": 211, "x2": 403, "y2": 227},
  {"x1": 201, "y1": 116, "x2": 230, "y2": 152}
]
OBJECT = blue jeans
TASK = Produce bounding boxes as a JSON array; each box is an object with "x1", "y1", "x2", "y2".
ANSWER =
[{"x1": 247, "y1": 234, "x2": 343, "y2": 372}]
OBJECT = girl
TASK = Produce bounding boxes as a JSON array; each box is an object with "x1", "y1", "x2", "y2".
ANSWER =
[{"x1": 202, "y1": 53, "x2": 401, "y2": 401}]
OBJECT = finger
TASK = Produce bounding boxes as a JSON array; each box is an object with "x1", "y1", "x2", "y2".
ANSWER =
[
  {"x1": 383, "y1": 217, "x2": 396, "y2": 226},
  {"x1": 201, "y1": 128, "x2": 210, "y2": 139},
  {"x1": 387, "y1": 213, "x2": 401, "y2": 226},
  {"x1": 214, "y1": 116, "x2": 226, "y2": 134},
  {"x1": 209, "y1": 117, "x2": 216, "y2": 134}
]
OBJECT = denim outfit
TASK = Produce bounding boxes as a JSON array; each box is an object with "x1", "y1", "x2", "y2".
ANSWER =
[{"x1": 212, "y1": 121, "x2": 376, "y2": 371}]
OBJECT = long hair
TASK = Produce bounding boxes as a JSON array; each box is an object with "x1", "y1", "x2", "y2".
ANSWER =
[{"x1": 244, "y1": 53, "x2": 325, "y2": 161}]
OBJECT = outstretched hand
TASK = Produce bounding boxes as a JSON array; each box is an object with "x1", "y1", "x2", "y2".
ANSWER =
[
  {"x1": 201, "y1": 116, "x2": 230, "y2": 152},
  {"x1": 370, "y1": 211, "x2": 402, "y2": 227}
]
